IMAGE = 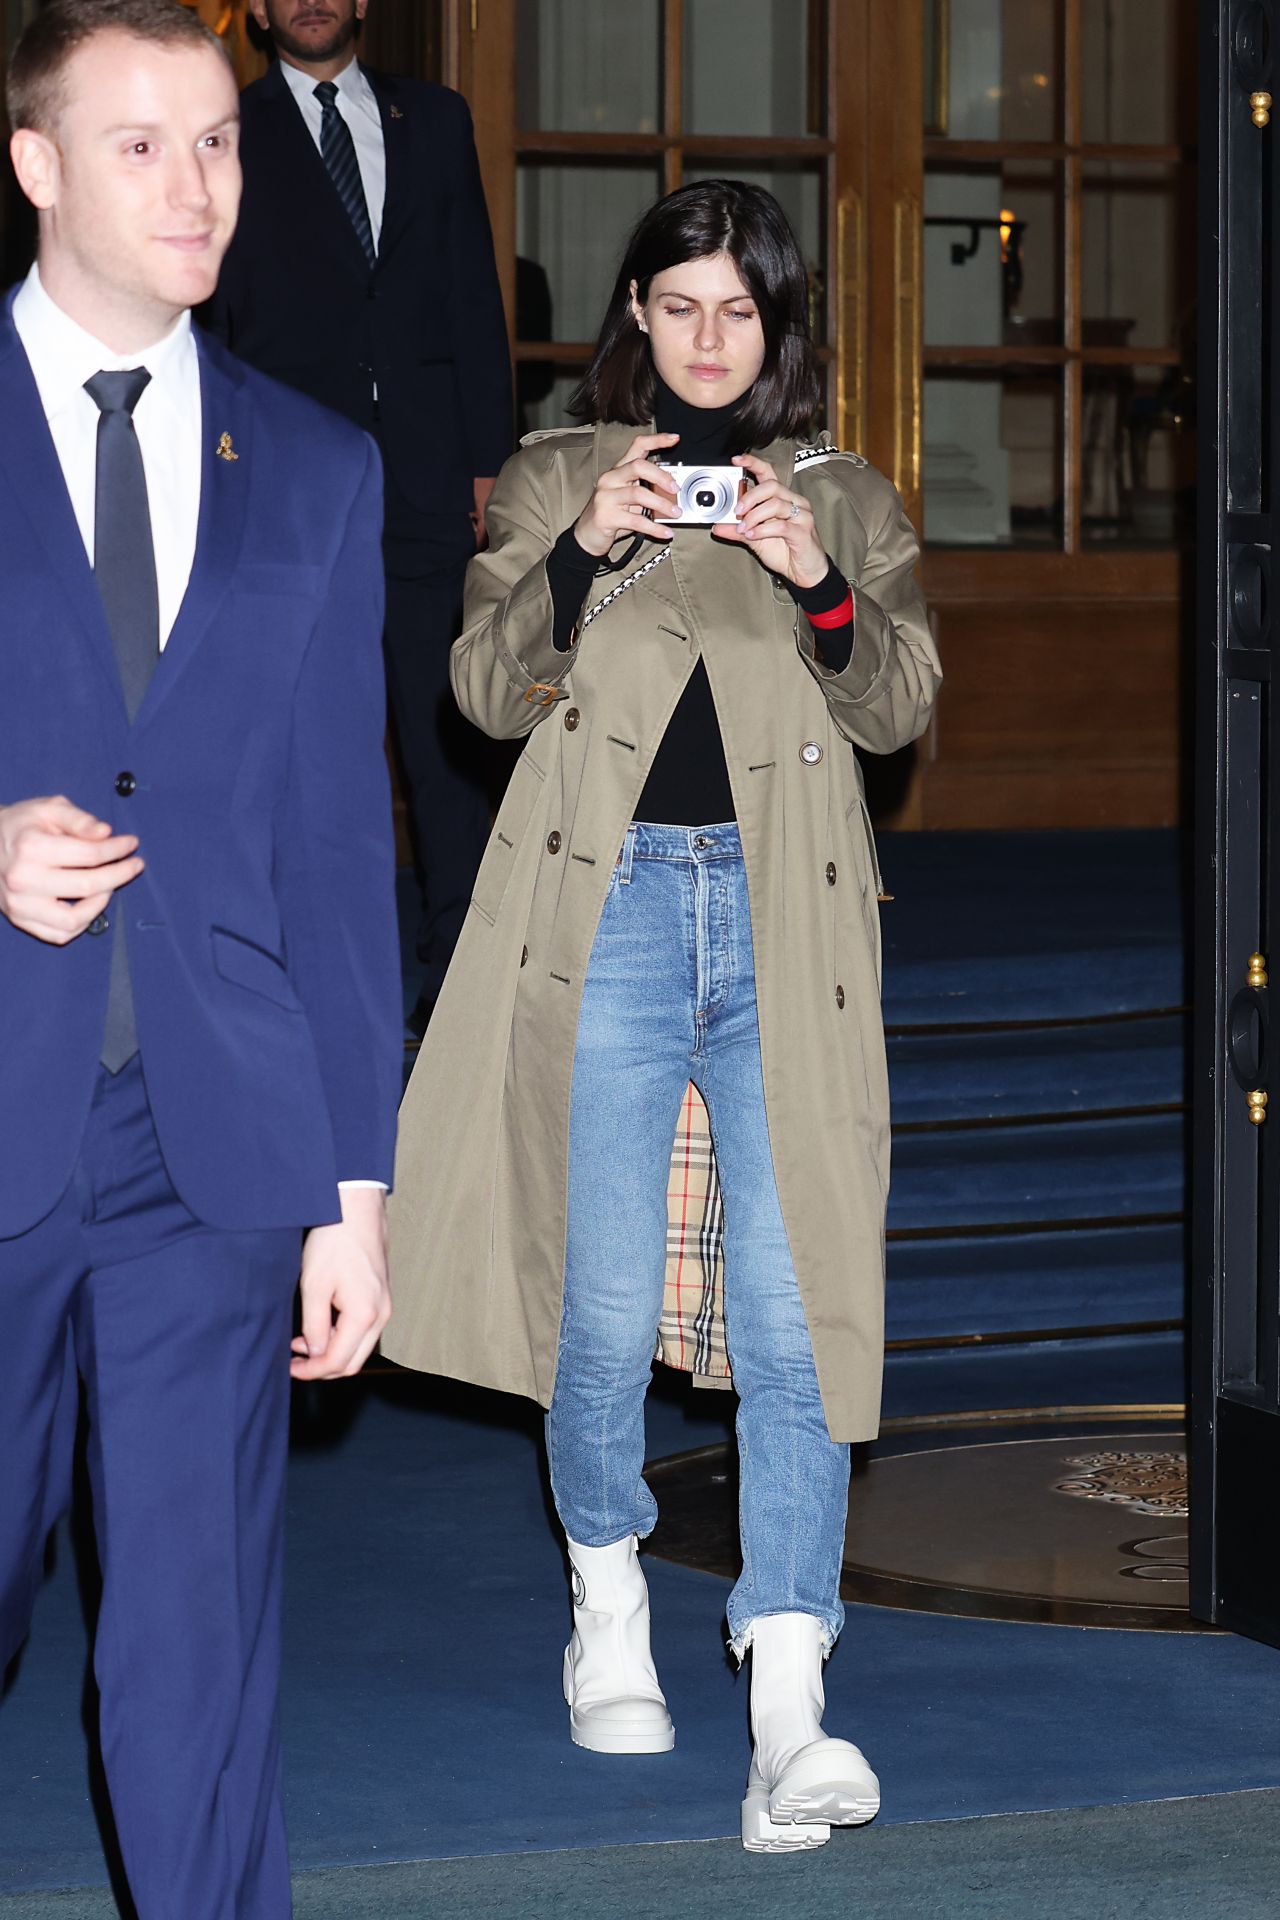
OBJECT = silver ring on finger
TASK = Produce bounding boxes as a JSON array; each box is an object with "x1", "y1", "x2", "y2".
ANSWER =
[{"x1": 788, "y1": 499, "x2": 801, "y2": 520}]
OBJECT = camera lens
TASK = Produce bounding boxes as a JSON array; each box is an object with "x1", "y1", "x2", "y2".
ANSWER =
[{"x1": 695, "y1": 489, "x2": 715, "y2": 509}]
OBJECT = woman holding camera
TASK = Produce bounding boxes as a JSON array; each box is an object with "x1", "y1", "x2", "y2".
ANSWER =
[{"x1": 385, "y1": 180, "x2": 939, "y2": 1852}]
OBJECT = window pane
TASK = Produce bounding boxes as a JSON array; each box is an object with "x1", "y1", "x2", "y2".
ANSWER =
[
  {"x1": 926, "y1": 160, "x2": 1061, "y2": 348},
  {"x1": 517, "y1": 162, "x2": 664, "y2": 342},
  {"x1": 1081, "y1": 363, "x2": 1195, "y2": 547},
  {"x1": 682, "y1": 162, "x2": 826, "y2": 339},
  {"x1": 516, "y1": 0, "x2": 662, "y2": 133},
  {"x1": 1082, "y1": 163, "x2": 1194, "y2": 352},
  {"x1": 684, "y1": 0, "x2": 824, "y2": 138},
  {"x1": 926, "y1": 0, "x2": 1057, "y2": 141},
  {"x1": 925, "y1": 370, "x2": 1062, "y2": 548},
  {"x1": 517, "y1": 366, "x2": 586, "y2": 439},
  {"x1": 1081, "y1": 0, "x2": 1195, "y2": 146}
]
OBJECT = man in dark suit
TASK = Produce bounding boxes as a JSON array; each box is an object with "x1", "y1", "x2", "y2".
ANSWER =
[
  {"x1": 1, "y1": 4, "x2": 401, "y2": 1913},
  {"x1": 208, "y1": 0, "x2": 514, "y2": 1032}
]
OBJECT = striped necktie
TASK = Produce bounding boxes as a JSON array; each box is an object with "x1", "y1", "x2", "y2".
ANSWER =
[{"x1": 314, "y1": 80, "x2": 376, "y2": 268}]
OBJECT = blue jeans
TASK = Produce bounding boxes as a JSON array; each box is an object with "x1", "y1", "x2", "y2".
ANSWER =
[{"x1": 546, "y1": 822, "x2": 850, "y2": 1653}]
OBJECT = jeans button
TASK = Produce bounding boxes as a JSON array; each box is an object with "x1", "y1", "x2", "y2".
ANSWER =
[{"x1": 693, "y1": 834, "x2": 709, "y2": 850}]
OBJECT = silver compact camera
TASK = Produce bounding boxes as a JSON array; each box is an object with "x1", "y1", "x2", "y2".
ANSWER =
[{"x1": 659, "y1": 463, "x2": 744, "y2": 526}]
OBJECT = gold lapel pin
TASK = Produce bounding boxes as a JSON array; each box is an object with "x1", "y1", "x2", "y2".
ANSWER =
[
  {"x1": 389, "y1": 104, "x2": 404, "y2": 120},
  {"x1": 216, "y1": 431, "x2": 239, "y2": 463}
]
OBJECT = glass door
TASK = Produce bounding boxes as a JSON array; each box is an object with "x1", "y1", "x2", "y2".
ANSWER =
[
  {"x1": 456, "y1": 0, "x2": 870, "y2": 457},
  {"x1": 922, "y1": 0, "x2": 1196, "y2": 553}
]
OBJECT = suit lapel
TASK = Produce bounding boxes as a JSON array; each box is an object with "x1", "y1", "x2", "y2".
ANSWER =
[
  {"x1": 0, "y1": 294, "x2": 126, "y2": 715},
  {"x1": 133, "y1": 337, "x2": 252, "y2": 727},
  {"x1": 366, "y1": 67, "x2": 410, "y2": 264},
  {"x1": 256, "y1": 58, "x2": 373, "y2": 277}
]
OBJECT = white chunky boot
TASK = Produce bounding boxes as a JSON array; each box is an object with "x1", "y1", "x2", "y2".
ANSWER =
[
  {"x1": 741, "y1": 1612, "x2": 879, "y2": 1852},
  {"x1": 562, "y1": 1535, "x2": 675, "y2": 1754}
]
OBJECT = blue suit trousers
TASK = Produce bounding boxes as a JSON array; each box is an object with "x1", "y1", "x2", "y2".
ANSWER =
[{"x1": 0, "y1": 1059, "x2": 300, "y2": 1919}]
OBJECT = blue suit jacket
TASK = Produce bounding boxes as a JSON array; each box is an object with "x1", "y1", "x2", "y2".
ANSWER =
[{"x1": 0, "y1": 299, "x2": 403, "y2": 1238}]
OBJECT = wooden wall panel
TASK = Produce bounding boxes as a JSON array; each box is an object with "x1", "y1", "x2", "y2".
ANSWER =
[{"x1": 909, "y1": 595, "x2": 1184, "y2": 829}]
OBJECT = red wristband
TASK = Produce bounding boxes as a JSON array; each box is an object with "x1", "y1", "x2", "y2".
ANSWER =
[{"x1": 806, "y1": 592, "x2": 854, "y2": 631}]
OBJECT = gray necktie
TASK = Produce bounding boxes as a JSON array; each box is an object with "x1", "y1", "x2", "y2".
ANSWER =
[{"x1": 85, "y1": 368, "x2": 159, "y2": 1072}]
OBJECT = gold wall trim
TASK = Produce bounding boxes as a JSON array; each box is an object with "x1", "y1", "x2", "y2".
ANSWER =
[
  {"x1": 892, "y1": 192, "x2": 923, "y2": 505},
  {"x1": 836, "y1": 189, "x2": 866, "y2": 453}
]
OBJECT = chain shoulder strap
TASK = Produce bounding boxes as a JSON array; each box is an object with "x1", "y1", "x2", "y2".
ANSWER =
[{"x1": 577, "y1": 544, "x2": 673, "y2": 637}]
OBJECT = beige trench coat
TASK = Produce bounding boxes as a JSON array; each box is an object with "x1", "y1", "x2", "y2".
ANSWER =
[{"x1": 383, "y1": 422, "x2": 940, "y2": 1442}]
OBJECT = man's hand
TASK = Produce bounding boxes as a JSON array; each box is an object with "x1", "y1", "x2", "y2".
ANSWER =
[
  {"x1": 472, "y1": 475, "x2": 497, "y2": 548},
  {"x1": 291, "y1": 1186, "x2": 391, "y2": 1381},
  {"x1": 0, "y1": 796, "x2": 144, "y2": 945}
]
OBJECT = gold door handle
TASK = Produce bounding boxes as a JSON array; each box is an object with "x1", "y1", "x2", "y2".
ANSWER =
[
  {"x1": 1248, "y1": 1089, "x2": 1269, "y2": 1125},
  {"x1": 1251, "y1": 91, "x2": 1272, "y2": 127},
  {"x1": 1248, "y1": 951, "x2": 1268, "y2": 988}
]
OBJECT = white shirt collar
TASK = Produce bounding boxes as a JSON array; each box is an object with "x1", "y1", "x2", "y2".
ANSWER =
[
  {"x1": 12, "y1": 262, "x2": 196, "y2": 426},
  {"x1": 278, "y1": 52, "x2": 380, "y2": 123}
]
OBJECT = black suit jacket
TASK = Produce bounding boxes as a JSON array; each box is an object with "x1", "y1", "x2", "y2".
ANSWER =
[{"x1": 207, "y1": 62, "x2": 512, "y2": 517}]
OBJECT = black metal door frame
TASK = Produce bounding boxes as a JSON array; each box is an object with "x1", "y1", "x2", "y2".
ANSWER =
[{"x1": 1191, "y1": 0, "x2": 1280, "y2": 1644}]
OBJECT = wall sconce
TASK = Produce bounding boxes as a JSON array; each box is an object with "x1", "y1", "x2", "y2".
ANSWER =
[{"x1": 924, "y1": 209, "x2": 1026, "y2": 317}]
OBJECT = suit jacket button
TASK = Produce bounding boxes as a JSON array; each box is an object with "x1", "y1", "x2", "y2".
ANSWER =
[
  {"x1": 835, "y1": 984, "x2": 845, "y2": 1010},
  {"x1": 826, "y1": 861, "x2": 837, "y2": 886},
  {"x1": 800, "y1": 741, "x2": 823, "y2": 766},
  {"x1": 88, "y1": 913, "x2": 109, "y2": 936},
  {"x1": 115, "y1": 771, "x2": 136, "y2": 797},
  {"x1": 547, "y1": 831, "x2": 562, "y2": 854},
  {"x1": 520, "y1": 945, "x2": 529, "y2": 966},
  {"x1": 564, "y1": 707, "x2": 581, "y2": 731}
]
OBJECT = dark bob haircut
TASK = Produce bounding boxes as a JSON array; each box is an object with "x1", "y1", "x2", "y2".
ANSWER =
[{"x1": 569, "y1": 179, "x2": 822, "y2": 451}]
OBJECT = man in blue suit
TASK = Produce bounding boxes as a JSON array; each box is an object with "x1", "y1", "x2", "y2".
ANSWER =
[{"x1": 0, "y1": 4, "x2": 401, "y2": 1914}]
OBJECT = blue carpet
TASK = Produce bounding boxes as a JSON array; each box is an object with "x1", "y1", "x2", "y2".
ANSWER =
[
  {"x1": 886, "y1": 1225, "x2": 1185, "y2": 1340},
  {"x1": 889, "y1": 1112, "x2": 1185, "y2": 1230},
  {"x1": 5, "y1": 1362, "x2": 1280, "y2": 1899},
  {"x1": 12, "y1": 1794, "x2": 1280, "y2": 1920},
  {"x1": 887, "y1": 1013, "x2": 1186, "y2": 1125},
  {"x1": 878, "y1": 830, "x2": 1185, "y2": 1025}
]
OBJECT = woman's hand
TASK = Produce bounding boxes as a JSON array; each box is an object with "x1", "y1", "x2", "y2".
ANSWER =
[
  {"x1": 574, "y1": 432, "x2": 681, "y2": 558},
  {"x1": 713, "y1": 453, "x2": 828, "y2": 588}
]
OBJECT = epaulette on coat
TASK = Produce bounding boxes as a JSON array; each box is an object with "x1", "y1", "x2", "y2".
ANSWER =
[{"x1": 794, "y1": 441, "x2": 869, "y2": 470}]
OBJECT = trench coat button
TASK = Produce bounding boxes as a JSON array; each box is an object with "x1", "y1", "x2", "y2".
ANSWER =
[
  {"x1": 547, "y1": 831, "x2": 562, "y2": 854},
  {"x1": 800, "y1": 741, "x2": 823, "y2": 767},
  {"x1": 115, "y1": 771, "x2": 136, "y2": 798},
  {"x1": 835, "y1": 984, "x2": 846, "y2": 1010},
  {"x1": 826, "y1": 861, "x2": 837, "y2": 886},
  {"x1": 520, "y1": 945, "x2": 529, "y2": 966},
  {"x1": 88, "y1": 913, "x2": 109, "y2": 936},
  {"x1": 564, "y1": 707, "x2": 581, "y2": 731}
]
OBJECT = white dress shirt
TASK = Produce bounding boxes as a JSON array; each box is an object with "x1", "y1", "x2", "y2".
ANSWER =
[
  {"x1": 12, "y1": 263, "x2": 201, "y2": 649},
  {"x1": 12, "y1": 264, "x2": 385, "y2": 1196},
  {"x1": 279, "y1": 55, "x2": 387, "y2": 250}
]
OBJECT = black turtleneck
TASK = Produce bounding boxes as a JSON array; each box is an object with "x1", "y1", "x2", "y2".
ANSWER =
[{"x1": 544, "y1": 378, "x2": 853, "y2": 826}]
